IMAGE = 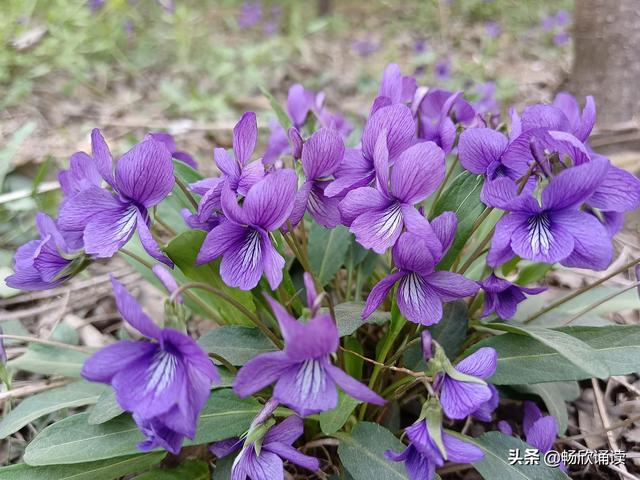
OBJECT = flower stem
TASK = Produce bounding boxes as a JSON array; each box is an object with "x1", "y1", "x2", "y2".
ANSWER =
[
  {"x1": 524, "y1": 256, "x2": 640, "y2": 324},
  {"x1": 428, "y1": 156, "x2": 459, "y2": 219},
  {"x1": 119, "y1": 247, "x2": 153, "y2": 269},
  {"x1": 175, "y1": 177, "x2": 199, "y2": 210},
  {"x1": 563, "y1": 280, "x2": 640, "y2": 326},
  {"x1": 0, "y1": 334, "x2": 93, "y2": 353},
  {"x1": 339, "y1": 346, "x2": 426, "y2": 378},
  {"x1": 170, "y1": 282, "x2": 283, "y2": 348}
]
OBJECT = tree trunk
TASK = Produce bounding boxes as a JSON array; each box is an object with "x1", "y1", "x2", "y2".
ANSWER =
[{"x1": 569, "y1": 0, "x2": 640, "y2": 130}]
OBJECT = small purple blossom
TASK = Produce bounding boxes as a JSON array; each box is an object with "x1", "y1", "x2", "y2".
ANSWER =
[
  {"x1": 385, "y1": 419, "x2": 483, "y2": 480},
  {"x1": 152, "y1": 264, "x2": 181, "y2": 302},
  {"x1": 88, "y1": 0, "x2": 105, "y2": 13},
  {"x1": 352, "y1": 38, "x2": 379, "y2": 57},
  {"x1": 237, "y1": 1, "x2": 262, "y2": 29},
  {"x1": 6, "y1": 213, "x2": 82, "y2": 291},
  {"x1": 149, "y1": 132, "x2": 197, "y2": 169},
  {"x1": 196, "y1": 169, "x2": 297, "y2": 290},
  {"x1": 555, "y1": 10, "x2": 571, "y2": 27},
  {"x1": 435, "y1": 347, "x2": 498, "y2": 420},
  {"x1": 484, "y1": 21, "x2": 501, "y2": 38},
  {"x1": 58, "y1": 151, "x2": 102, "y2": 199},
  {"x1": 482, "y1": 159, "x2": 614, "y2": 270},
  {"x1": 378, "y1": 63, "x2": 417, "y2": 106},
  {"x1": 339, "y1": 135, "x2": 445, "y2": 253},
  {"x1": 233, "y1": 274, "x2": 385, "y2": 416},
  {"x1": 458, "y1": 127, "x2": 527, "y2": 181},
  {"x1": 479, "y1": 273, "x2": 545, "y2": 319},
  {"x1": 211, "y1": 416, "x2": 319, "y2": 480},
  {"x1": 289, "y1": 128, "x2": 345, "y2": 228},
  {"x1": 523, "y1": 401, "x2": 558, "y2": 454},
  {"x1": 82, "y1": 278, "x2": 219, "y2": 454},
  {"x1": 362, "y1": 214, "x2": 479, "y2": 325},
  {"x1": 553, "y1": 32, "x2": 570, "y2": 46},
  {"x1": 434, "y1": 58, "x2": 451, "y2": 82},
  {"x1": 58, "y1": 129, "x2": 175, "y2": 266}
]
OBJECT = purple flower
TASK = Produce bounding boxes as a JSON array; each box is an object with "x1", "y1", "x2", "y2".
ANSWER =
[
  {"x1": 362, "y1": 214, "x2": 479, "y2": 325},
  {"x1": 289, "y1": 128, "x2": 345, "y2": 228},
  {"x1": 498, "y1": 420, "x2": 513, "y2": 436},
  {"x1": 540, "y1": 14, "x2": 555, "y2": 32},
  {"x1": 378, "y1": 64, "x2": 417, "y2": 106},
  {"x1": 237, "y1": 1, "x2": 262, "y2": 29},
  {"x1": 434, "y1": 58, "x2": 451, "y2": 82},
  {"x1": 6, "y1": 213, "x2": 83, "y2": 291},
  {"x1": 435, "y1": 347, "x2": 497, "y2": 420},
  {"x1": 339, "y1": 136, "x2": 445, "y2": 253},
  {"x1": 523, "y1": 401, "x2": 557, "y2": 453},
  {"x1": 152, "y1": 264, "x2": 181, "y2": 302},
  {"x1": 484, "y1": 21, "x2": 501, "y2": 38},
  {"x1": 352, "y1": 38, "x2": 379, "y2": 57},
  {"x1": 88, "y1": 0, "x2": 105, "y2": 13},
  {"x1": 554, "y1": 10, "x2": 571, "y2": 27},
  {"x1": 192, "y1": 113, "x2": 265, "y2": 230},
  {"x1": 551, "y1": 93, "x2": 596, "y2": 143},
  {"x1": 58, "y1": 151, "x2": 102, "y2": 199},
  {"x1": 233, "y1": 275, "x2": 385, "y2": 416},
  {"x1": 482, "y1": 159, "x2": 615, "y2": 270},
  {"x1": 385, "y1": 419, "x2": 483, "y2": 480},
  {"x1": 58, "y1": 129, "x2": 174, "y2": 266},
  {"x1": 211, "y1": 416, "x2": 319, "y2": 479},
  {"x1": 82, "y1": 278, "x2": 219, "y2": 454},
  {"x1": 479, "y1": 273, "x2": 545, "y2": 319},
  {"x1": 413, "y1": 89, "x2": 478, "y2": 154},
  {"x1": 262, "y1": 120, "x2": 291, "y2": 166},
  {"x1": 149, "y1": 132, "x2": 197, "y2": 169},
  {"x1": 196, "y1": 169, "x2": 297, "y2": 290},
  {"x1": 553, "y1": 32, "x2": 570, "y2": 46},
  {"x1": 327, "y1": 104, "x2": 415, "y2": 198}
]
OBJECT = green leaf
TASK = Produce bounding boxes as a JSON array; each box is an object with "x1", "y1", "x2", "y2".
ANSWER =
[
  {"x1": 172, "y1": 158, "x2": 203, "y2": 184},
  {"x1": 0, "y1": 121, "x2": 37, "y2": 186},
  {"x1": 164, "y1": 230, "x2": 255, "y2": 324},
  {"x1": 9, "y1": 322, "x2": 90, "y2": 377},
  {"x1": 469, "y1": 325, "x2": 640, "y2": 384},
  {"x1": 308, "y1": 224, "x2": 352, "y2": 286},
  {"x1": 431, "y1": 171, "x2": 485, "y2": 270},
  {"x1": 134, "y1": 459, "x2": 209, "y2": 480},
  {"x1": 461, "y1": 431, "x2": 570, "y2": 479},
  {"x1": 330, "y1": 301, "x2": 390, "y2": 337},
  {"x1": 512, "y1": 382, "x2": 579, "y2": 434},
  {"x1": 337, "y1": 422, "x2": 408, "y2": 480},
  {"x1": 24, "y1": 390, "x2": 261, "y2": 465},
  {"x1": 87, "y1": 390, "x2": 124, "y2": 425},
  {"x1": 198, "y1": 326, "x2": 276, "y2": 365},
  {"x1": 516, "y1": 263, "x2": 552, "y2": 285},
  {"x1": 0, "y1": 453, "x2": 165, "y2": 480},
  {"x1": 259, "y1": 86, "x2": 292, "y2": 131},
  {"x1": 484, "y1": 323, "x2": 609, "y2": 379},
  {"x1": 320, "y1": 393, "x2": 359, "y2": 435},
  {"x1": 212, "y1": 455, "x2": 234, "y2": 480},
  {"x1": 0, "y1": 381, "x2": 107, "y2": 439}
]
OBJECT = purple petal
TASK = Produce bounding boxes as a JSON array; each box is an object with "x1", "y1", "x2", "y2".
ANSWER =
[
  {"x1": 458, "y1": 128, "x2": 509, "y2": 175},
  {"x1": 555, "y1": 210, "x2": 612, "y2": 270},
  {"x1": 259, "y1": 229, "x2": 285, "y2": 290},
  {"x1": 59, "y1": 151, "x2": 102, "y2": 197},
  {"x1": 510, "y1": 212, "x2": 575, "y2": 264},
  {"x1": 233, "y1": 112, "x2": 258, "y2": 165},
  {"x1": 233, "y1": 351, "x2": 292, "y2": 398},
  {"x1": 498, "y1": 420, "x2": 513, "y2": 436},
  {"x1": 32, "y1": 238, "x2": 71, "y2": 282},
  {"x1": 361, "y1": 271, "x2": 404, "y2": 320},
  {"x1": 523, "y1": 400, "x2": 543, "y2": 436},
  {"x1": 136, "y1": 214, "x2": 174, "y2": 267},
  {"x1": 83, "y1": 204, "x2": 138, "y2": 258},
  {"x1": 219, "y1": 228, "x2": 266, "y2": 290},
  {"x1": 114, "y1": 139, "x2": 174, "y2": 207},
  {"x1": 58, "y1": 186, "x2": 126, "y2": 232},
  {"x1": 325, "y1": 149, "x2": 374, "y2": 198},
  {"x1": 361, "y1": 104, "x2": 415, "y2": 161},
  {"x1": 455, "y1": 347, "x2": 497, "y2": 378},
  {"x1": 339, "y1": 186, "x2": 388, "y2": 227},
  {"x1": 397, "y1": 274, "x2": 443, "y2": 325},
  {"x1": 301, "y1": 128, "x2": 345, "y2": 180},
  {"x1": 111, "y1": 276, "x2": 163, "y2": 339},
  {"x1": 91, "y1": 129, "x2": 115, "y2": 187},
  {"x1": 210, "y1": 438, "x2": 242, "y2": 458},
  {"x1": 486, "y1": 214, "x2": 522, "y2": 267},
  {"x1": 473, "y1": 384, "x2": 500, "y2": 422},
  {"x1": 244, "y1": 169, "x2": 298, "y2": 230},
  {"x1": 237, "y1": 160, "x2": 266, "y2": 196},
  {"x1": 307, "y1": 181, "x2": 342, "y2": 228},
  {"x1": 214, "y1": 148, "x2": 239, "y2": 178},
  {"x1": 349, "y1": 201, "x2": 402, "y2": 254},
  {"x1": 588, "y1": 165, "x2": 640, "y2": 212},
  {"x1": 152, "y1": 265, "x2": 180, "y2": 300},
  {"x1": 325, "y1": 363, "x2": 385, "y2": 405},
  {"x1": 273, "y1": 360, "x2": 338, "y2": 416},
  {"x1": 521, "y1": 104, "x2": 570, "y2": 132},
  {"x1": 196, "y1": 221, "x2": 247, "y2": 265},
  {"x1": 287, "y1": 84, "x2": 315, "y2": 129},
  {"x1": 542, "y1": 157, "x2": 609, "y2": 210},
  {"x1": 442, "y1": 434, "x2": 484, "y2": 463},
  {"x1": 287, "y1": 181, "x2": 311, "y2": 228},
  {"x1": 431, "y1": 211, "x2": 457, "y2": 254},
  {"x1": 526, "y1": 416, "x2": 557, "y2": 453},
  {"x1": 264, "y1": 415, "x2": 303, "y2": 445},
  {"x1": 82, "y1": 340, "x2": 156, "y2": 383},
  {"x1": 440, "y1": 376, "x2": 493, "y2": 419},
  {"x1": 424, "y1": 271, "x2": 479, "y2": 301},
  {"x1": 392, "y1": 232, "x2": 436, "y2": 275},
  {"x1": 264, "y1": 442, "x2": 320, "y2": 472},
  {"x1": 390, "y1": 141, "x2": 445, "y2": 204}
]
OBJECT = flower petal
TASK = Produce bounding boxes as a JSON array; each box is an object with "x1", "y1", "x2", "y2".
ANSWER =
[
  {"x1": 361, "y1": 104, "x2": 415, "y2": 161},
  {"x1": 233, "y1": 112, "x2": 258, "y2": 165},
  {"x1": 83, "y1": 204, "x2": 138, "y2": 258},
  {"x1": 440, "y1": 376, "x2": 493, "y2": 419},
  {"x1": 397, "y1": 273, "x2": 443, "y2": 325},
  {"x1": 510, "y1": 212, "x2": 575, "y2": 264},
  {"x1": 588, "y1": 165, "x2": 640, "y2": 212},
  {"x1": 82, "y1": 340, "x2": 156, "y2": 383},
  {"x1": 264, "y1": 415, "x2": 303, "y2": 445},
  {"x1": 114, "y1": 139, "x2": 174, "y2": 207},
  {"x1": 442, "y1": 434, "x2": 485, "y2": 463},
  {"x1": 196, "y1": 221, "x2": 247, "y2": 265},
  {"x1": 455, "y1": 347, "x2": 497, "y2": 379},
  {"x1": 244, "y1": 169, "x2": 298, "y2": 230},
  {"x1": 264, "y1": 442, "x2": 320, "y2": 472},
  {"x1": 390, "y1": 141, "x2": 445, "y2": 204},
  {"x1": 219, "y1": 228, "x2": 265, "y2": 290},
  {"x1": 91, "y1": 129, "x2": 115, "y2": 187},
  {"x1": 362, "y1": 271, "x2": 404, "y2": 320},
  {"x1": 259, "y1": 229, "x2": 285, "y2": 290},
  {"x1": 339, "y1": 186, "x2": 388, "y2": 227},
  {"x1": 307, "y1": 181, "x2": 342, "y2": 228},
  {"x1": 555, "y1": 210, "x2": 612, "y2": 270},
  {"x1": 136, "y1": 214, "x2": 174, "y2": 267},
  {"x1": 424, "y1": 271, "x2": 479, "y2": 301},
  {"x1": 301, "y1": 128, "x2": 345, "y2": 180},
  {"x1": 325, "y1": 363, "x2": 385, "y2": 405},
  {"x1": 526, "y1": 416, "x2": 557, "y2": 453},
  {"x1": 111, "y1": 276, "x2": 163, "y2": 339},
  {"x1": 431, "y1": 211, "x2": 457, "y2": 255},
  {"x1": 273, "y1": 360, "x2": 338, "y2": 416},
  {"x1": 350, "y1": 200, "x2": 402, "y2": 254},
  {"x1": 233, "y1": 351, "x2": 292, "y2": 397},
  {"x1": 392, "y1": 232, "x2": 436, "y2": 275},
  {"x1": 542, "y1": 157, "x2": 609, "y2": 210},
  {"x1": 458, "y1": 128, "x2": 509, "y2": 175}
]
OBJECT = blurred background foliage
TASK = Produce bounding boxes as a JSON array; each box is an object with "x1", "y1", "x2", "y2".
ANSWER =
[{"x1": 0, "y1": 0, "x2": 572, "y2": 293}]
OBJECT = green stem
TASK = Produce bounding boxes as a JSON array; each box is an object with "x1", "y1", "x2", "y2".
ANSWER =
[
  {"x1": 175, "y1": 177, "x2": 199, "y2": 210},
  {"x1": 428, "y1": 156, "x2": 459, "y2": 218},
  {"x1": 120, "y1": 247, "x2": 153, "y2": 269},
  {"x1": 209, "y1": 353, "x2": 237, "y2": 375},
  {"x1": 154, "y1": 215, "x2": 177, "y2": 236},
  {"x1": 563, "y1": 280, "x2": 640, "y2": 326},
  {"x1": 524, "y1": 256, "x2": 640, "y2": 324},
  {"x1": 170, "y1": 282, "x2": 283, "y2": 348},
  {"x1": 0, "y1": 334, "x2": 92, "y2": 353}
]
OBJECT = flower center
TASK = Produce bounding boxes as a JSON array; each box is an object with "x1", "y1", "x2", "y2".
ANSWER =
[
  {"x1": 295, "y1": 359, "x2": 326, "y2": 399},
  {"x1": 401, "y1": 273, "x2": 425, "y2": 306},
  {"x1": 376, "y1": 202, "x2": 403, "y2": 239},
  {"x1": 239, "y1": 229, "x2": 262, "y2": 269},
  {"x1": 146, "y1": 350, "x2": 177, "y2": 395},
  {"x1": 527, "y1": 214, "x2": 553, "y2": 255}
]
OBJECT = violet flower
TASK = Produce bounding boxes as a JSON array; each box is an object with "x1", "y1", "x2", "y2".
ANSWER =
[
  {"x1": 237, "y1": 1, "x2": 262, "y2": 29},
  {"x1": 152, "y1": 264, "x2": 181, "y2": 302},
  {"x1": 58, "y1": 151, "x2": 102, "y2": 199},
  {"x1": 434, "y1": 58, "x2": 451, "y2": 82},
  {"x1": 484, "y1": 21, "x2": 501, "y2": 38},
  {"x1": 233, "y1": 274, "x2": 385, "y2": 416},
  {"x1": 362, "y1": 214, "x2": 478, "y2": 325},
  {"x1": 523, "y1": 401, "x2": 558, "y2": 454},
  {"x1": 378, "y1": 63, "x2": 417, "y2": 106},
  {"x1": 82, "y1": 278, "x2": 219, "y2": 454},
  {"x1": 385, "y1": 419, "x2": 483, "y2": 480},
  {"x1": 326, "y1": 103, "x2": 415, "y2": 197},
  {"x1": 289, "y1": 128, "x2": 345, "y2": 228},
  {"x1": 482, "y1": 159, "x2": 614, "y2": 270},
  {"x1": 211, "y1": 416, "x2": 319, "y2": 479},
  {"x1": 6, "y1": 214, "x2": 81, "y2": 291},
  {"x1": 435, "y1": 347, "x2": 497, "y2": 420},
  {"x1": 339, "y1": 135, "x2": 445, "y2": 253},
  {"x1": 58, "y1": 129, "x2": 174, "y2": 266},
  {"x1": 149, "y1": 132, "x2": 197, "y2": 169},
  {"x1": 479, "y1": 273, "x2": 545, "y2": 319},
  {"x1": 352, "y1": 38, "x2": 379, "y2": 57},
  {"x1": 196, "y1": 169, "x2": 297, "y2": 290},
  {"x1": 192, "y1": 113, "x2": 265, "y2": 229}
]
